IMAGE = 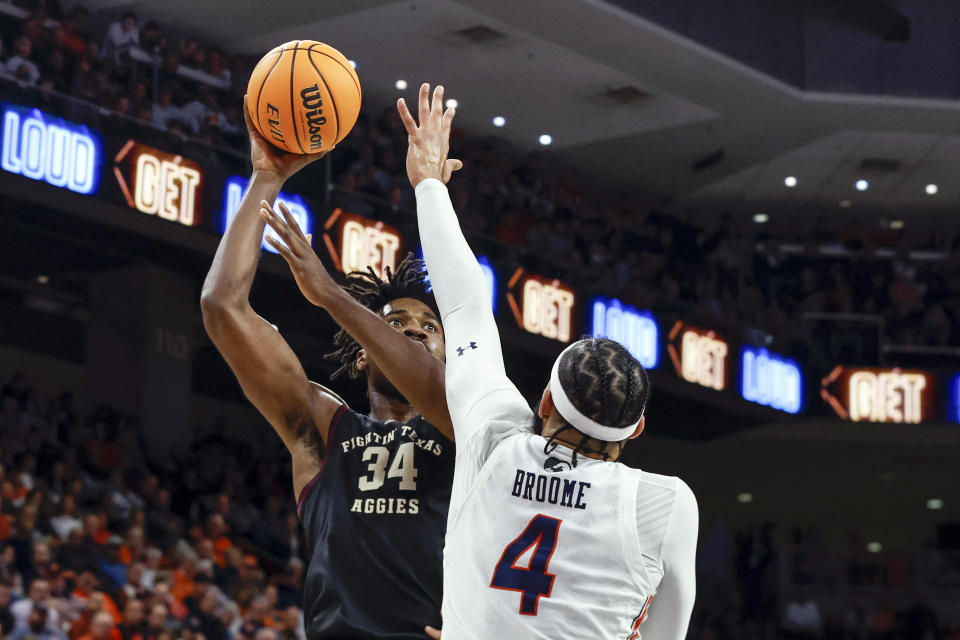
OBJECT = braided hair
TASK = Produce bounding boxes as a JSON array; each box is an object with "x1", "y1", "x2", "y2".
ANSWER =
[
  {"x1": 324, "y1": 254, "x2": 439, "y2": 380},
  {"x1": 545, "y1": 337, "x2": 650, "y2": 464}
]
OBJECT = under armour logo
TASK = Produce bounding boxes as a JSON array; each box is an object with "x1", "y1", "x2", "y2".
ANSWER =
[
  {"x1": 456, "y1": 342, "x2": 478, "y2": 356},
  {"x1": 543, "y1": 456, "x2": 572, "y2": 473}
]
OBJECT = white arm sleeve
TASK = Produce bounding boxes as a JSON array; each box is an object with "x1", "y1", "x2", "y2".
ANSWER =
[
  {"x1": 642, "y1": 480, "x2": 698, "y2": 640},
  {"x1": 415, "y1": 179, "x2": 533, "y2": 442}
]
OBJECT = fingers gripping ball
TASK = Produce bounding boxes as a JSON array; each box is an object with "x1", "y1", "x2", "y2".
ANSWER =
[{"x1": 247, "y1": 40, "x2": 361, "y2": 154}]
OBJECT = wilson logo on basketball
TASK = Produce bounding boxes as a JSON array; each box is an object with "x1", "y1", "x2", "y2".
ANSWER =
[
  {"x1": 265, "y1": 103, "x2": 285, "y2": 144},
  {"x1": 300, "y1": 83, "x2": 326, "y2": 151}
]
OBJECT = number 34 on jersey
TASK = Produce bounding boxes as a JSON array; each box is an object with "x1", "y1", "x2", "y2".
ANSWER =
[{"x1": 350, "y1": 441, "x2": 422, "y2": 515}]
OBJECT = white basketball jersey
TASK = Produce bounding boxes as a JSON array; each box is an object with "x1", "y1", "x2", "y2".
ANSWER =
[{"x1": 441, "y1": 412, "x2": 682, "y2": 640}]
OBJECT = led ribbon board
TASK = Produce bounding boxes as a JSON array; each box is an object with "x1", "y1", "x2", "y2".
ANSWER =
[
  {"x1": 589, "y1": 297, "x2": 658, "y2": 369},
  {"x1": 413, "y1": 251, "x2": 497, "y2": 313},
  {"x1": 323, "y1": 208, "x2": 401, "y2": 280},
  {"x1": 507, "y1": 269, "x2": 575, "y2": 342},
  {"x1": 821, "y1": 366, "x2": 934, "y2": 424},
  {"x1": 740, "y1": 347, "x2": 803, "y2": 414},
  {"x1": 0, "y1": 103, "x2": 100, "y2": 194},
  {"x1": 950, "y1": 374, "x2": 960, "y2": 424},
  {"x1": 222, "y1": 176, "x2": 312, "y2": 254},
  {"x1": 668, "y1": 321, "x2": 729, "y2": 391},
  {"x1": 477, "y1": 255, "x2": 498, "y2": 314},
  {"x1": 115, "y1": 140, "x2": 202, "y2": 226}
]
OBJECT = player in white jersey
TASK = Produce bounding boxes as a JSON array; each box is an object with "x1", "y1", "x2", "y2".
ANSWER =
[{"x1": 398, "y1": 84, "x2": 698, "y2": 640}]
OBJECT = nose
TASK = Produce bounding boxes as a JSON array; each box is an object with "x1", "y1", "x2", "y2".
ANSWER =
[{"x1": 404, "y1": 327, "x2": 427, "y2": 340}]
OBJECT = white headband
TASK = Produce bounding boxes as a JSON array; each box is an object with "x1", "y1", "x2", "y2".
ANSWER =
[{"x1": 549, "y1": 342, "x2": 643, "y2": 441}]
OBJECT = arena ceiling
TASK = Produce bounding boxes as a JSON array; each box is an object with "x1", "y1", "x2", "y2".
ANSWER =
[{"x1": 95, "y1": 0, "x2": 960, "y2": 220}]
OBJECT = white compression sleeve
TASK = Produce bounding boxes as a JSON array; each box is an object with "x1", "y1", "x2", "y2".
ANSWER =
[
  {"x1": 641, "y1": 480, "x2": 698, "y2": 640},
  {"x1": 414, "y1": 179, "x2": 532, "y2": 442}
]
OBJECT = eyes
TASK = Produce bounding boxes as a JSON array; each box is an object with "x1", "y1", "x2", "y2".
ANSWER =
[{"x1": 388, "y1": 318, "x2": 439, "y2": 333}]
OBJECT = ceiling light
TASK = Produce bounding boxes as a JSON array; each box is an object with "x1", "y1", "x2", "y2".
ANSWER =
[
  {"x1": 736, "y1": 492, "x2": 753, "y2": 503},
  {"x1": 784, "y1": 176, "x2": 797, "y2": 187},
  {"x1": 36, "y1": 275, "x2": 49, "y2": 284},
  {"x1": 445, "y1": 98, "x2": 458, "y2": 109},
  {"x1": 492, "y1": 116, "x2": 506, "y2": 127},
  {"x1": 856, "y1": 179, "x2": 869, "y2": 191},
  {"x1": 348, "y1": 60, "x2": 357, "y2": 69},
  {"x1": 927, "y1": 498, "x2": 944, "y2": 510},
  {"x1": 926, "y1": 183, "x2": 938, "y2": 195},
  {"x1": 867, "y1": 542, "x2": 882, "y2": 553},
  {"x1": 753, "y1": 213, "x2": 769, "y2": 224},
  {"x1": 539, "y1": 134, "x2": 553, "y2": 146},
  {"x1": 889, "y1": 220, "x2": 904, "y2": 230},
  {"x1": 395, "y1": 79, "x2": 407, "y2": 90}
]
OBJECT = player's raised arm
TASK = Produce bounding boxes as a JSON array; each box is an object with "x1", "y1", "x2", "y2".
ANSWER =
[
  {"x1": 257, "y1": 201, "x2": 453, "y2": 439},
  {"x1": 398, "y1": 83, "x2": 532, "y2": 441},
  {"x1": 201, "y1": 97, "x2": 335, "y2": 496}
]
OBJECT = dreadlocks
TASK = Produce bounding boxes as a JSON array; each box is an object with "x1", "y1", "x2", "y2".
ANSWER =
[
  {"x1": 544, "y1": 337, "x2": 650, "y2": 465},
  {"x1": 324, "y1": 253, "x2": 439, "y2": 380}
]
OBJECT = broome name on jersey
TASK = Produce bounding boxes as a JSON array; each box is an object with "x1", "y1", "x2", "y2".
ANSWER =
[{"x1": 512, "y1": 468, "x2": 591, "y2": 510}]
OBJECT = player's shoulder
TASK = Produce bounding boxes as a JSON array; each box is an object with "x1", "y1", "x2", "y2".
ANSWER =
[{"x1": 630, "y1": 469, "x2": 698, "y2": 509}]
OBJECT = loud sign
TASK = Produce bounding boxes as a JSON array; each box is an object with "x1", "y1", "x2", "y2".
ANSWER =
[{"x1": 0, "y1": 104, "x2": 100, "y2": 194}]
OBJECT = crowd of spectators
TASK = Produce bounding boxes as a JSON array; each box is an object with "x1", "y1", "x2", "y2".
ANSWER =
[
  {"x1": 0, "y1": 0, "x2": 958, "y2": 358},
  {"x1": 0, "y1": 372, "x2": 307, "y2": 640},
  {"x1": 0, "y1": 1, "x2": 247, "y2": 149},
  {"x1": 690, "y1": 522, "x2": 959, "y2": 640},
  {"x1": 328, "y1": 105, "x2": 960, "y2": 356},
  {"x1": 3, "y1": 370, "x2": 960, "y2": 639}
]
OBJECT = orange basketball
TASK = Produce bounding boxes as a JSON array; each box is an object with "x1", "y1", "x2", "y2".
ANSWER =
[{"x1": 246, "y1": 40, "x2": 361, "y2": 154}]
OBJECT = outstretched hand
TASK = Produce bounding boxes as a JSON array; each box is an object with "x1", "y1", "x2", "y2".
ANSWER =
[
  {"x1": 259, "y1": 199, "x2": 339, "y2": 308},
  {"x1": 244, "y1": 95, "x2": 330, "y2": 183},
  {"x1": 397, "y1": 83, "x2": 463, "y2": 188}
]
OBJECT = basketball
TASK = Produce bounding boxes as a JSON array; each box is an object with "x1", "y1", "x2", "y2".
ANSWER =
[{"x1": 246, "y1": 39, "x2": 361, "y2": 154}]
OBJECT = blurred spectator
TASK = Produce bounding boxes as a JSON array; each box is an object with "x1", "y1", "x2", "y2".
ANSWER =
[
  {"x1": 117, "y1": 599, "x2": 145, "y2": 640},
  {"x1": 11, "y1": 579, "x2": 60, "y2": 632},
  {"x1": 781, "y1": 588, "x2": 823, "y2": 639},
  {"x1": 6, "y1": 35, "x2": 41, "y2": 84},
  {"x1": 0, "y1": 582, "x2": 14, "y2": 636},
  {"x1": 141, "y1": 603, "x2": 169, "y2": 640},
  {"x1": 9, "y1": 604, "x2": 66, "y2": 640},
  {"x1": 101, "y1": 12, "x2": 139, "y2": 63},
  {"x1": 151, "y1": 85, "x2": 185, "y2": 131},
  {"x1": 78, "y1": 611, "x2": 120, "y2": 640}
]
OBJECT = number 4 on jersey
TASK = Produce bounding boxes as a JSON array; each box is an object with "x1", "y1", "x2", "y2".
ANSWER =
[{"x1": 490, "y1": 515, "x2": 561, "y2": 615}]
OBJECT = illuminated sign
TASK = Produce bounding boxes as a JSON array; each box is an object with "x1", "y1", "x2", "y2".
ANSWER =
[
  {"x1": 414, "y1": 250, "x2": 497, "y2": 313},
  {"x1": 507, "y1": 269, "x2": 575, "y2": 342},
  {"x1": 114, "y1": 140, "x2": 202, "y2": 226},
  {"x1": 821, "y1": 366, "x2": 934, "y2": 424},
  {"x1": 668, "y1": 322, "x2": 728, "y2": 391},
  {"x1": 0, "y1": 103, "x2": 100, "y2": 194},
  {"x1": 323, "y1": 208, "x2": 400, "y2": 280},
  {"x1": 477, "y1": 255, "x2": 498, "y2": 314},
  {"x1": 589, "y1": 297, "x2": 658, "y2": 369},
  {"x1": 740, "y1": 347, "x2": 802, "y2": 414},
  {"x1": 222, "y1": 176, "x2": 312, "y2": 254},
  {"x1": 950, "y1": 375, "x2": 960, "y2": 424}
]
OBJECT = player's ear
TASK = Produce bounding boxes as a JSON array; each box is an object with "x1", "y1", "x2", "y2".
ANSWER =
[
  {"x1": 356, "y1": 348, "x2": 368, "y2": 372},
  {"x1": 537, "y1": 387, "x2": 554, "y2": 420},
  {"x1": 628, "y1": 415, "x2": 646, "y2": 440}
]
